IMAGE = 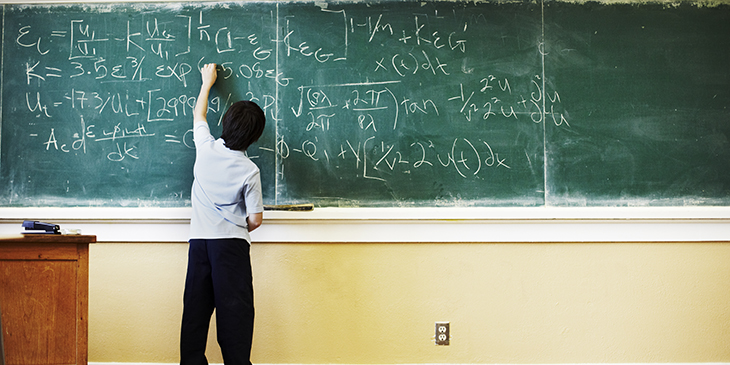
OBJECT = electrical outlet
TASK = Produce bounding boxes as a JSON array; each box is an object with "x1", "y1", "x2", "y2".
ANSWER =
[{"x1": 435, "y1": 322, "x2": 449, "y2": 345}]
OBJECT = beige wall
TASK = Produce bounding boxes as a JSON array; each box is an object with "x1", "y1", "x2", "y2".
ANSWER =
[{"x1": 89, "y1": 241, "x2": 730, "y2": 363}]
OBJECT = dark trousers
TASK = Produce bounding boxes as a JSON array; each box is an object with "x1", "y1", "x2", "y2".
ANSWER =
[{"x1": 180, "y1": 239, "x2": 254, "y2": 365}]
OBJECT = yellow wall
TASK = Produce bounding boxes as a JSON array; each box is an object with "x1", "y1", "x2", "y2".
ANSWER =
[{"x1": 89, "y1": 241, "x2": 730, "y2": 363}]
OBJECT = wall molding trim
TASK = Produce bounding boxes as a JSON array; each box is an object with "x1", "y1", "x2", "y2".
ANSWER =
[{"x1": 2, "y1": 207, "x2": 729, "y2": 243}]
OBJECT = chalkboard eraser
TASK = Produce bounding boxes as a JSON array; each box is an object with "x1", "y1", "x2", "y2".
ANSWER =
[{"x1": 264, "y1": 204, "x2": 314, "y2": 211}]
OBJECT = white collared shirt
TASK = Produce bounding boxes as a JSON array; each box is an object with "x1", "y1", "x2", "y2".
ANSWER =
[{"x1": 189, "y1": 121, "x2": 263, "y2": 242}]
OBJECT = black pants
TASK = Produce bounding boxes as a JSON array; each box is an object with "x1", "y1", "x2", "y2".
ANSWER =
[{"x1": 180, "y1": 238, "x2": 254, "y2": 365}]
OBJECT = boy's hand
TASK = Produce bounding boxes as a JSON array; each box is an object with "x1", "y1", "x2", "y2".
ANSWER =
[
  {"x1": 200, "y1": 63, "x2": 217, "y2": 88},
  {"x1": 194, "y1": 63, "x2": 218, "y2": 123}
]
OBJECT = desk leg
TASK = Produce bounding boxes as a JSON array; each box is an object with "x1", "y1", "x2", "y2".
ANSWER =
[
  {"x1": 1, "y1": 300, "x2": 5, "y2": 365},
  {"x1": 76, "y1": 243, "x2": 90, "y2": 365}
]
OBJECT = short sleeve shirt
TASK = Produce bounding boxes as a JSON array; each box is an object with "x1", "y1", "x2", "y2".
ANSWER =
[{"x1": 189, "y1": 121, "x2": 263, "y2": 242}]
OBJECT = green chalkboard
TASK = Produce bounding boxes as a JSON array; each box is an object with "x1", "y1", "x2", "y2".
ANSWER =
[
  {"x1": 544, "y1": 2, "x2": 730, "y2": 206},
  {"x1": 0, "y1": 1, "x2": 728, "y2": 208}
]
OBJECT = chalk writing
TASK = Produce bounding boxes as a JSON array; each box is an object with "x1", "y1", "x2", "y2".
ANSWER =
[{"x1": 5, "y1": 2, "x2": 565, "y2": 205}]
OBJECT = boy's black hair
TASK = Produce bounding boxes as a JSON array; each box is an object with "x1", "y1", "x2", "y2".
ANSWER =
[{"x1": 220, "y1": 100, "x2": 266, "y2": 152}]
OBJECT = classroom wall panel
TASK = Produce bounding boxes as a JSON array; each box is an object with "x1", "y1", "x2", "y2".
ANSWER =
[
  {"x1": 2, "y1": 0, "x2": 728, "y2": 363},
  {"x1": 88, "y1": 241, "x2": 730, "y2": 363}
]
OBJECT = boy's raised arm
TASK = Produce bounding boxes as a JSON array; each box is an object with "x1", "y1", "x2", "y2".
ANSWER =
[{"x1": 193, "y1": 63, "x2": 218, "y2": 124}]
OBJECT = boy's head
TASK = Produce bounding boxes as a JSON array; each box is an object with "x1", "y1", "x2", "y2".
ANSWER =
[{"x1": 220, "y1": 100, "x2": 266, "y2": 152}]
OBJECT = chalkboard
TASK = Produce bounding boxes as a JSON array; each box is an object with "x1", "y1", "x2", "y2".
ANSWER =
[
  {"x1": 0, "y1": 1, "x2": 728, "y2": 208},
  {"x1": 544, "y1": 2, "x2": 730, "y2": 206}
]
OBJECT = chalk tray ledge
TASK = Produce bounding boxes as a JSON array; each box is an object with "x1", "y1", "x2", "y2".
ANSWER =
[
  {"x1": 0, "y1": 206, "x2": 729, "y2": 243},
  {"x1": 1, "y1": 206, "x2": 730, "y2": 222}
]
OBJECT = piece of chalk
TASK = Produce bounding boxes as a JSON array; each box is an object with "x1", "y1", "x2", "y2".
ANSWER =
[{"x1": 264, "y1": 204, "x2": 314, "y2": 211}]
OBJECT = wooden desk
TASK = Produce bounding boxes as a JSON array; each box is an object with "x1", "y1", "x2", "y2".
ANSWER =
[{"x1": 0, "y1": 234, "x2": 96, "y2": 365}]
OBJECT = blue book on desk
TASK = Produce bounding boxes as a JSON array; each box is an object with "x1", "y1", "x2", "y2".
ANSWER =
[{"x1": 22, "y1": 221, "x2": 60, "y2": 234}]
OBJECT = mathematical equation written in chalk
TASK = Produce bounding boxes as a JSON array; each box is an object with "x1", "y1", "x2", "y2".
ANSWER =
[{"x1": 6, "y1": 2, "x2": 567, "y2": 204}]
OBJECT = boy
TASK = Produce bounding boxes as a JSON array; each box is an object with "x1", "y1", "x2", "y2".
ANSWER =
[{"x1": 180, "y1": 63, "x2": 265, "y2": 365}]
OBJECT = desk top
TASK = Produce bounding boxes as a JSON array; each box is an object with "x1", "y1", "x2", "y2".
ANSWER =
[{"x1": 0, "y1": 234, "x2": 96, "y2": 244}]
